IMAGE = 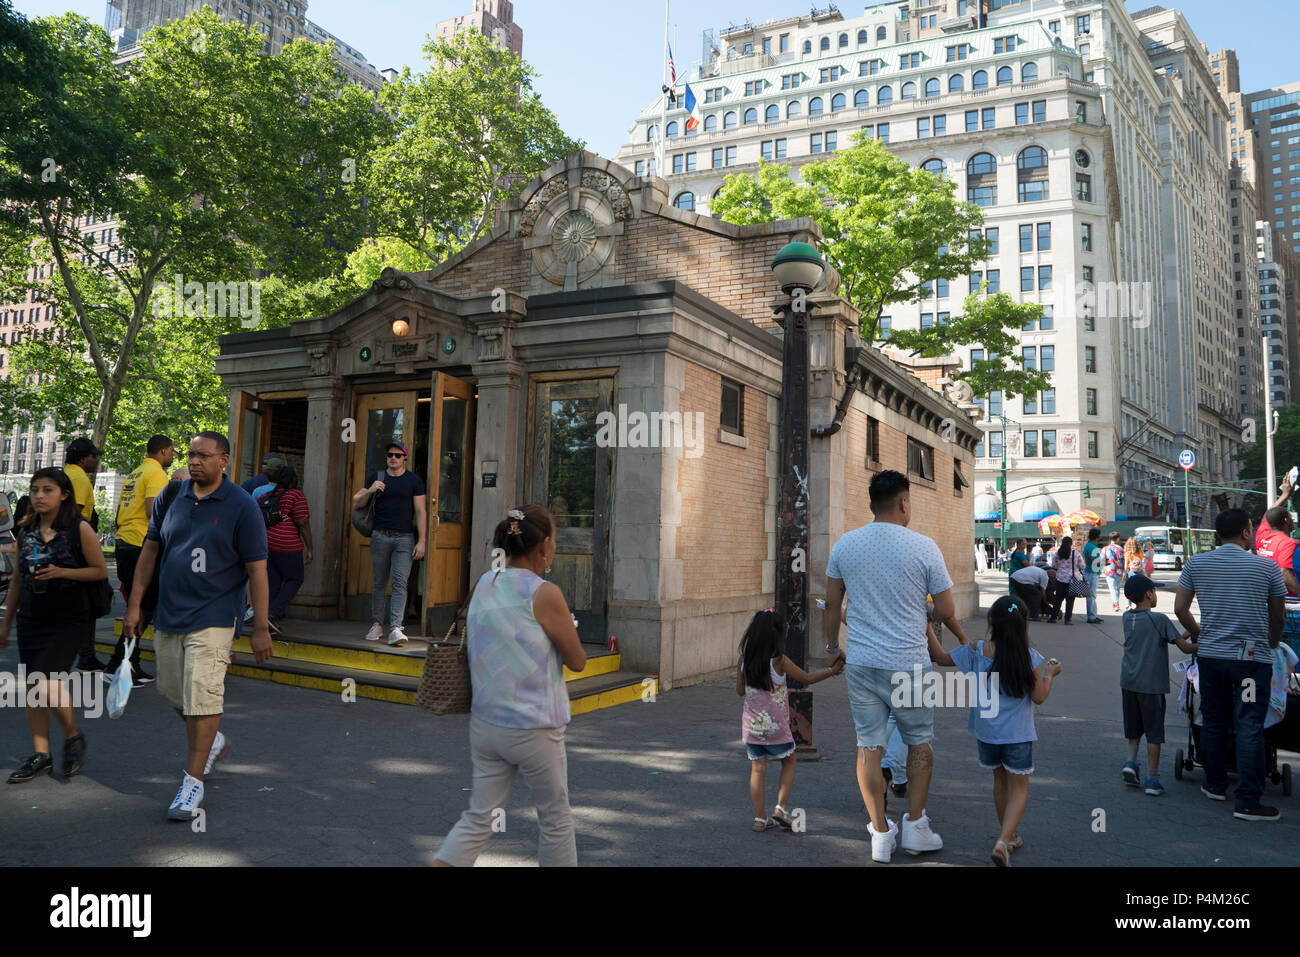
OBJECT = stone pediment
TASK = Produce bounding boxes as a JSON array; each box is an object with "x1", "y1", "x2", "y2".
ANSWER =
[{"x1": 292, "y1": 268, "x2": 525, "y2": 378}]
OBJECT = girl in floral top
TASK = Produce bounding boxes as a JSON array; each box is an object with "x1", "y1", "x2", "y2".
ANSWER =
[{"x1": 737, "y1": 610, "x2": 842, "y2": 832}]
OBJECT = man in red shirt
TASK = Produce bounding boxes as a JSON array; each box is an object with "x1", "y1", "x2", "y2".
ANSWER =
[{"x1": 1255, "y1": 475, "x2": 1299, "y2": 596}]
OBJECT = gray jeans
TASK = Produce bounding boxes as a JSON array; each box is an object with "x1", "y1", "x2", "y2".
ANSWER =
[
  {"x1": 436, "y1": 715, "x2": 577, "y2": 867},
  {"x1": 370, "y1": 531, "x2": 414, "y2": 628}
]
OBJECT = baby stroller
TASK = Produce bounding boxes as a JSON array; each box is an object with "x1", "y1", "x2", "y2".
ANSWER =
[{"x1": 1173, "y1": 656, "x2": 1295, "y2": 796}]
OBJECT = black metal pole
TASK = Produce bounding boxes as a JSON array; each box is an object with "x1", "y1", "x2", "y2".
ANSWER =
[{"x1": 776, "y1": 293, "x2": 814, "y2": 754}]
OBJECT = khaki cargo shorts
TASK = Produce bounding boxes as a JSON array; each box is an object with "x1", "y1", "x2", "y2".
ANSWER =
[{"x1": 155, "y1": 625, "x2": 237, "y2": 716}]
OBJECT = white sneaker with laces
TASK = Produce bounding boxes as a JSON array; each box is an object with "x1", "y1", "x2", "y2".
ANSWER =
[
  {"x1": 243, "y1": 605, "x2": 255, "y2": 623},
  {"x1": 870, "y1": 819, "x2": 898, "y2": 863},
  {"x1": 364, "y1": 623, "x2": 383, "y2": 642},
  {"x1": 168, "y1": 772, "x2": 204, "y2": 821},
  {"x1": 901, "y1": 810, "x2": 943, "y2": 855},
  {"x1": 204, "y1": 731, "x2": 231, "y2": 777},
  {"x1": 387, "y1": 627, "x2": 408, "y2": 646}
]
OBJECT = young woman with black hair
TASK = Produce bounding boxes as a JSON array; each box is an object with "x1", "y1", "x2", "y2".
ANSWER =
[
  {"x1": 0, "y1": 468, "x2": 108, "y2": 783},
  {"x1": 434, "y1": 504, "x2": 587, "y2": 867}
]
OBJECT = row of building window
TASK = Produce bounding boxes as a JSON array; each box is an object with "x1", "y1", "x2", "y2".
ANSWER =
[
  {"x1": 976, "y1": 429, "x2": 1101, "y2": 459},
  {"x1": 655, "y1": 64, "x2": 1047, "y2": 139}
]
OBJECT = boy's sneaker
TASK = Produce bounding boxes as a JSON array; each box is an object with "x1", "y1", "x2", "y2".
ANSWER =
[
  {"x1": 1122, "y1": 761, "x2": 1140, "y2": 787},
  {"x1": 131, "y1": 669, "x2": 155, "y2": 688},
  {"x1": 1201, "y1": 785, "x2": 1227, "y2": 801},
  {"x1": 364, "y1": 623, "x2": 383, "y2": 642},
  {"x1": 204, "y1": 732, "x2": 231, "y2": 777},
  {"x1": 268, "y1": 618, "x2": 283, "y2": 637},
  {"x1": 901, "y1": 811, "x2": 943, "y2": 855},
  {"x1": 1233, "y1": 805, "x2": 1281, "y2": 822},
  {"x1": 167, "y1": 773, "x2": 204, "y2": 821},
  {"x1": 870, "y1": 819, "x2": 898, "y2": 863},
  {"x1": 387, "y1": 627, "x2": 409, "y2": 646},
  {"x1": 1143, "y1": 778, "x2": 1164, "y2": 796},
  {"x1": 7, "y1": 753, "x2": 52, "y2": 784}
]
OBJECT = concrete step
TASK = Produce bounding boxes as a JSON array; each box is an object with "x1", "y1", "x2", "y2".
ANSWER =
[
  {"x1": 99, "y1": 624, "x2": 653, "y2": 714},
  {"x1": 109, "y1": 619, "x2": 619, "y2": 682}
]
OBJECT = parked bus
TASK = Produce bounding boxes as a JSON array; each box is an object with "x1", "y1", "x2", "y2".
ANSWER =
[{"x1": 1134, "y1": 525, "x2": 1218, "y2": 570}]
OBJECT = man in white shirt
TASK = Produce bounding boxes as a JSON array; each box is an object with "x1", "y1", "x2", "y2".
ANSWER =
[
  {"x1": 824, "y1": 470, "x2": 954, "y2": 863},
  {"x1": 1030, "y1": 541, "x2": 1045, "y2": 564},
  {"x1": 1010, "y1": 564, "x2": 1049, "y2": 620}
]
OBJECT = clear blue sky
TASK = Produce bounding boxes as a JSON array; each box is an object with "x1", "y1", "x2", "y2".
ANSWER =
[{"x1": 13, "y1": 0, "x2": 1300, "y2": 157}]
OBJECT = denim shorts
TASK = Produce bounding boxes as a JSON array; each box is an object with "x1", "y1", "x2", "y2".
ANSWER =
[
  {"x1": 977, "y1": 740, "x2": 1034, "y2": 774},
  {"x1": 844, "y1": 664, "x2": 934, "y2": 749},
  {"x1": 746, "y1": 742, "x2": 796, "y2": 761}
]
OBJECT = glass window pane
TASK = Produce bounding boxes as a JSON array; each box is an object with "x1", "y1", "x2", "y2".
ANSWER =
[
  {"x1": 548, "y1": 399, "x2": 598, "y2": 529},
  {"x1": 437, "y1": 398, "x2": 467, "y2": 524}
]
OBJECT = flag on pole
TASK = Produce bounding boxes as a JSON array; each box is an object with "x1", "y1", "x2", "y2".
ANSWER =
[
  {"x1": 664, "y1": 44, "x2": 678, "y2": 107},
  {"x1": 683, "y1": 83, "x2": 702, "y2": 131}
]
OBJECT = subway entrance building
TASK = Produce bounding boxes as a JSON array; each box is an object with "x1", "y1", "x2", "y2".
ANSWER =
[{"x1": 217, "y1": 151, "x2": 979, "y2": 691}]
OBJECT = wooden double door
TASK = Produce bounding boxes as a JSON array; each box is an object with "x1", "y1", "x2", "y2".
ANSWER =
[{"x1": 343, "y1": 373, "x2": 475, "y2": 633}]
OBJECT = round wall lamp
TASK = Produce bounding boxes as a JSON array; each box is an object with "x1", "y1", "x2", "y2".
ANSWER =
[{"x1": 391, "y1": 317, "x2": 410, "y2": 337}]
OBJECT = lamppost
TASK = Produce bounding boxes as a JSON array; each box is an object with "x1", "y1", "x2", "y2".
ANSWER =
[{"x1": 771, "y1": 241, "x2": 825, "y2": 755}]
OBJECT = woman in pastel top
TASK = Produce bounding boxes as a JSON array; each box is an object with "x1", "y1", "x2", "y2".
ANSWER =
[{"x1": 434, "y1": 505, "x2": 586, "y2": 867}]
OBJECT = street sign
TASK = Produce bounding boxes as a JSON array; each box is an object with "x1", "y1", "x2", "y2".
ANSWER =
[{"x1": 1179, "y1": 449, "x2": 1195, "y2": 471}]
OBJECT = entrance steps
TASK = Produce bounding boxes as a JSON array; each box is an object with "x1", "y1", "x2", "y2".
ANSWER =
[{"x1": 103, "y1": 619, "x2": 656, "y2": 714}]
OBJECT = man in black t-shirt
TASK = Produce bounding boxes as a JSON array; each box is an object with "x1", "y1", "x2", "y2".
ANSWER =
[{"x1": 351, "y1": 441, "x2": 426, "y2": 645}]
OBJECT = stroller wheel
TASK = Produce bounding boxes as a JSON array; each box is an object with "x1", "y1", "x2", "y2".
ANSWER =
[
  {"x1": 1174, "y1": 749, "x2": 1184, "y2": 780},
  {"x1": 1284, "y1": 765, "x2": 1293, "y2": 798}
]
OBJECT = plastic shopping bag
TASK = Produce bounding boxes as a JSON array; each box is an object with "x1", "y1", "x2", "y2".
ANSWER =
[{"x1": 107, "y1": 639, "x2": 135, "y2": 720}]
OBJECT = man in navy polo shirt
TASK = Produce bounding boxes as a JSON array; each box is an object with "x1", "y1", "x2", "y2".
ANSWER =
[{"x1": 124, "y1": 431, "x2": 271, "y2": 822}]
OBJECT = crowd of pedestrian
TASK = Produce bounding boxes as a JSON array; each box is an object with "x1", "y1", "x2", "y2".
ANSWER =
[{"x1": 5, "y1": 427, "x2": 1297, "y2": 860}]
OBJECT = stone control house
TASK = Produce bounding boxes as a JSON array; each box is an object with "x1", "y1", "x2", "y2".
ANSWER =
[{"x1": 216, "y1": 150, "x2": 979, "y2": 690}]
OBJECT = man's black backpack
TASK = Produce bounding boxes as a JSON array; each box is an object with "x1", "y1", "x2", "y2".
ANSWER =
[{"x1": 257, "y1": 486, "x2": 287, "y2": 527}]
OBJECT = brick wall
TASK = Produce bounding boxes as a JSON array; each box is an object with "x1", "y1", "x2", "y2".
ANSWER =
[
  {"x1": 840, "y1": 401, "x2": 975, "y2": 595},
  {"x1": 427, "y1": 208, "x2": 796, "y2": 328},
  {"x1": 678, "y1": 361, "x2": 770, "y2": 599}
]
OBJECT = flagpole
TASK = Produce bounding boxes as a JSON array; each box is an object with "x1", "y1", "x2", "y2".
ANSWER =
[{"x1": 658, "y1": 0, "x2": 669, "y2": 178}]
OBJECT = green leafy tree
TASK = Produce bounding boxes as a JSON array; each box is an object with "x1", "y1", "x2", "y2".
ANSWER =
[
  {"x1": 711, "y1": 133, "x2": 1050, "y2": 398},
  {"x1": 368, "y1": 30, "x2": 583, "y2": 263},
  {"x1": 0, "y1": 10, "x2": 388, "y2": 461},
  {"x1": 1235, "y1": 405, "x2": 1300, "y2": 518}
]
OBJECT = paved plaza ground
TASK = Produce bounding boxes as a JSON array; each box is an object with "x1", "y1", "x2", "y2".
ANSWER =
[{"x1": 2, "y1": 570, "x2": 1296, "y2": 867}]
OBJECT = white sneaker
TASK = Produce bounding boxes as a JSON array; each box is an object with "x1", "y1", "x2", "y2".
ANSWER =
[
  {"x1": 870, "y1": 819, "x2": 898, "y2": 863},
  {"x1": 243, "y1": 605, "x2": 255, "y2": 623},
  {"x1": 167, "y1": 772, "x2": 204, "y2": 821},
  {"x1": 364, "y1": 623, "x2": 383, "y2": 642},
  {"x1": 387, "y1": 627, "x2": 408, "y2": 646},
  {"x1": 901, "y1": 810, "x2": 943, "y2": 855},
  {"x1": 204, "y1": 731, "x2": 231, "y2": 777}
]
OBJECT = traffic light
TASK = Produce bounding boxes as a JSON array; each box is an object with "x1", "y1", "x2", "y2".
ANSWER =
[
  {"x1": 1158, "y1": 491, "x2": 1166, "y2": 511},
  {"x1": 1115, "y1": 489, "x2": 1124, "y2": 507},
  {"x1": 1083, "y1": 482, "x2": 1091, "y2": 498},
  {"x1": 996, "y1": 475, "x2": 1004, "y2": 492}
]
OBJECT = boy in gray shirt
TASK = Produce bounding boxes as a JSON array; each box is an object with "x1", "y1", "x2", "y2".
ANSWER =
[{"x1": 1121, "y1": 575, "x2": 1197, "y2": 796}]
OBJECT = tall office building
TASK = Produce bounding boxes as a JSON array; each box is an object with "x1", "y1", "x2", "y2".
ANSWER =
[
  {"x1": 1207, "y1": 47, "x2": 1265, "y2": 423},
  {"x1": 434, "y1": 0, "x2": 524, "y2": 57},
  {"x1": 615, "y1": 0, "x2": 1244, "y2": 524},
  {"x1": 1245, "y1": 80, "x2": 1300, "y2": 261},
  {"x1": 105, "y1": 0, "x2": 383, "y2": 91}
]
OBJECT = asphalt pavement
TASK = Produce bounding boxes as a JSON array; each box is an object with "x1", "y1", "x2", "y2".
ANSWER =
[{"x1": 1, "y1": 569, "x2": 1296, "y2": 866}]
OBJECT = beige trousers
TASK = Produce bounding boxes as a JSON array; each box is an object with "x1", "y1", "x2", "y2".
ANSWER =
[{"x1": 435, "y1": 715, "x2": 577, "y2": 867}]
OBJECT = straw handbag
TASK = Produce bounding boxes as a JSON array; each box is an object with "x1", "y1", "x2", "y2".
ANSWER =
[{"x1": 416, "y1": 603, "x2": 471, "y2": 715}]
